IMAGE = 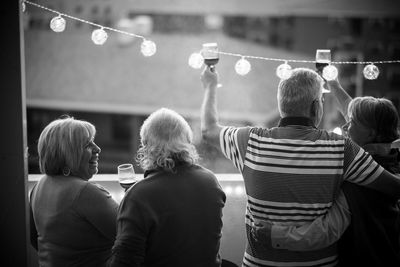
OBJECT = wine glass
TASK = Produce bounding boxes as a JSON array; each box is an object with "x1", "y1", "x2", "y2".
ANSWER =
[
  {"x1": 316, "y1": 49, "x2": 331, "y2": 93},
  {"x1": 117, "y1": 163, "x2": 137, "y2": 191},
  {"x1": 202, "y1": 43, "x2": 222, "y2": 88},
  {"x1": 315, "y1": 49, "x2": 331, "y2": 73}
]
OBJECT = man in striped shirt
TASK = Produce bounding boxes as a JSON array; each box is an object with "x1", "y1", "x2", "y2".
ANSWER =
[{"x1": 200, "y1": 67, "x2": 400, "y2": 267}]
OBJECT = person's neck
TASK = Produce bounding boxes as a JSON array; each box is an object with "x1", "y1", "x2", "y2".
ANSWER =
[{"x1": 278, "y1": 116, "x2": 316, "y2": 128}]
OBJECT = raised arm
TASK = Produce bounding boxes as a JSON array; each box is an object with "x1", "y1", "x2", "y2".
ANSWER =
[
  {"x1": 200, "y1": 67, "x2": 224, "y2": 149},
  {"x1": 252, "y1": 190, "x2": 351, "y2": 251},
  {"x1": 326, "y1": 79, "x2": 352, "y2": 121}
]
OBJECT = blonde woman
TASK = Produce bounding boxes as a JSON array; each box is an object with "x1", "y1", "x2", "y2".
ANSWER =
[{"x1": 30, "y1": 116, "x2": 118, "y2": 267}]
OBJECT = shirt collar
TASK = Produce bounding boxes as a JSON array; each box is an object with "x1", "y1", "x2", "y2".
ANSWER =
[{"x1": 278, "y1": 117, "x2": 316, "y2": 128}]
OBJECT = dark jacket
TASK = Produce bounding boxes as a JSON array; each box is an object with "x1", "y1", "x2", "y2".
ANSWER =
[
  {"x1": 339, "y1": 147, "x2": 400, "y2": 267},
  {"x1": 108, "y1": 163, "x2": 226, "y2": 267}
]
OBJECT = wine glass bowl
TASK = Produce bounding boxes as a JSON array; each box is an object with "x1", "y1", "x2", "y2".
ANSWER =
[
  {"x1": 315, "y1": 49, "x2": 331, "y2": 74},
  {"x1": 316, "y1": 49, "x2": 332, "y2": 93},
  {"x1": 202, "y1": 43, "x2": 219, "y2": 70},
  {"x1": 117, "y1": 163, "x2": 137, "y2": 191},
  {"x1": 201, "y1": 43, "x2": 222, "y2": 88}
]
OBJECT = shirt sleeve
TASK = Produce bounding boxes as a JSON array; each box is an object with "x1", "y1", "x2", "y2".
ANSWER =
[
  {"x1": 219, "y1": 126, "x2": 251, "y2": 172},
  {"x1": 271, "y1": 190, "x2": 351, "y2": 251},
  {"x1": 75, "y1": 182, "x2": 119, "y2": 241},
  {"x1": 343, "y1": 138, "x2": 384, "y2": 185}
]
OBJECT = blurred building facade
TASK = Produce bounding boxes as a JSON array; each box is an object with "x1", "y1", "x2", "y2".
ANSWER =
[{"x1": 25, "y1": 0, "x2": 400, "y2": 174}]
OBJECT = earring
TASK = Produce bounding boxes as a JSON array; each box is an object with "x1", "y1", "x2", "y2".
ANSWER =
[{"x1": 62, "y1": 167, "x2": 71, "y2": 176}]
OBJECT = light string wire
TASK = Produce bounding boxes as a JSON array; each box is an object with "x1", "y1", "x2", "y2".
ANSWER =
[
  {"x1": 24, "y1": 0, "x2": 147, "y2": 40},
  {"x1": 24, "y1": 1, "x2": 400, "y2": 66},
  {"x1": 217, "y1": 51, "x2": 400, "y2": 65}
]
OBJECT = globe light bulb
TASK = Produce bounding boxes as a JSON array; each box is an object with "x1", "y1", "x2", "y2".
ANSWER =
[
  {"x1": 50, "y1": 15, "x2": 66, "y2": 33},
  {"x1": 91, "y1": 28, "x2": 108, "y2": 45},
  {"x1": 188, "y1": 52, "x2": 204, "y2": 69},
  {"x1": 322, "y1": 65, "x2": 338, "y2": 81},
  {"x1": 141, "y1": 40, "x2": 157, "y2": 57},
  {"x1": 235, "y1": 57, "x2": 251, "y2": 76},
  {"x1": 276, "y1": 62, "x2": 292, "y2": 79},
  {"x1": 363, "y1": 64, "x2": 379, "y2": 80}
]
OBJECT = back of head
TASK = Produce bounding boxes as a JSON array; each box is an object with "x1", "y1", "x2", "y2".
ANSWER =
[
  {"x1": 349, "y1": 97, "x2": 399, "y2": 143},
  {"x1": 37, "y1": 117, "x2": 96, "y2": 176},
  {"x1": 137, "y1": 108, "x2": 199, "y2": 171},
  {"x1": 277, "y1": 68, "x2": 323, "y2": 118}
]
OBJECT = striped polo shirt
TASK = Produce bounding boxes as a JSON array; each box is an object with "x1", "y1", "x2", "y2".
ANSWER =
[{"x1": 219, "y1": 117, "x2": 384, "y2": 267}]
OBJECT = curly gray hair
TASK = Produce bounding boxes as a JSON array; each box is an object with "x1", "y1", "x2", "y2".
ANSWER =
[{"x1": 137, "y1": 108, "x2": 199, "y2": 172}]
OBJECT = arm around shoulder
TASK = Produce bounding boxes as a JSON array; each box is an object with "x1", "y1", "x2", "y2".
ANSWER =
[
  {"x1": 269, "y1": 190, "x2": 351, "y2": 251},
  {"x1": 367, "y1": 169, "x2": 400, "y2": 199}
]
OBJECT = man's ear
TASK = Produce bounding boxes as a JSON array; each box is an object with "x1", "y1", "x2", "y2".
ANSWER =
[{"x1": 310, "y1": 100, "x2": 318, "y2": 118}]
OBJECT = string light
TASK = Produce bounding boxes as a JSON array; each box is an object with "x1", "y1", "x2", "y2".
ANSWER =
[
  {"x1": 235, "y1": 57, "x2": 251, "y2": 76},
  {"x1": 23, "y1": 0, "x2": 156, "y2": 56},
  {"x1": 322, "y1": 64, "x2": 339, "y2": 81},
  {"x1": 50, "y1": 15, "x2": 66, "y2": 33},
  {"x1": 276, "y1": 61, "x2": 293, "y2": 80},
  {"x1": 190, "y1": 45, "x2": 400, "y2": 82},
  {"x1": 22, "y1": 1, "x2": 400, "y2": 79},
  {"x1": 188, "y1": 52, "x2": 204, "y2": 69},
  {"x1": 141, "y1": 40, "x2": 157, "y2": 57},
  {"x1": 363, "y1": 63, "x2": 380, "y2": 80},
  {"x1": 91, "y1": 28, "x2": 108, "y2": 45}
]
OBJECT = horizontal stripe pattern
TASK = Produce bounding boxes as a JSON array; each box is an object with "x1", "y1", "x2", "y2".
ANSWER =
[
  {"x1": 344, "y1": 148, "x2": 384, "y2": 185},
  {"x1": 219, "y1": 126, "x2": 378, "y2": 266},
  {"x1": 246, "y1": 195, "x2": 332, "y2": 224},
  {"x1": 245, "y1": 135, "x2": 344, "y2": 175},
  {"x1": 220, "y1": 127, "x2": 244, "y2": 171}
]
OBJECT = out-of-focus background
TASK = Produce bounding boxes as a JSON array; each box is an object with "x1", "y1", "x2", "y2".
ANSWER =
[{"x1": 23, "y1": 0, "x2": 400, "y2": 174}]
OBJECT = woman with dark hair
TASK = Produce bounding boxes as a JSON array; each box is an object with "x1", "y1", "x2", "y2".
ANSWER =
[
  {"x1": 30, "y1": 116, "x2": 118, "y2": 267},
  {"x1": 109, "y1": 108, "x2": 226, "y2": 267}
]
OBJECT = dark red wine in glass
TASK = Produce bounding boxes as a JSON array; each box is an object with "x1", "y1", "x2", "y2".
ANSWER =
[
  {"x1": 315, "y1": 49, "x2": 331, "y2": 75},
  {"x1": 202, "y1": 43, "x2": 219, "y2": 71},
  {"x1": 117, "y1": 163, "x2": 137, "y2": 191}
]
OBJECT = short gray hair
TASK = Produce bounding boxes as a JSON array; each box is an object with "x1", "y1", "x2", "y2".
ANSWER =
[
  {"x1": 37, "y1": 117, "x2": 96, "y2": 175},
  {"x1": 137, "y1": 108, "x2": 199, "y2": 172},
  {"x1": 277, "y1": 68, "x2": 323, "y2": 117}
]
